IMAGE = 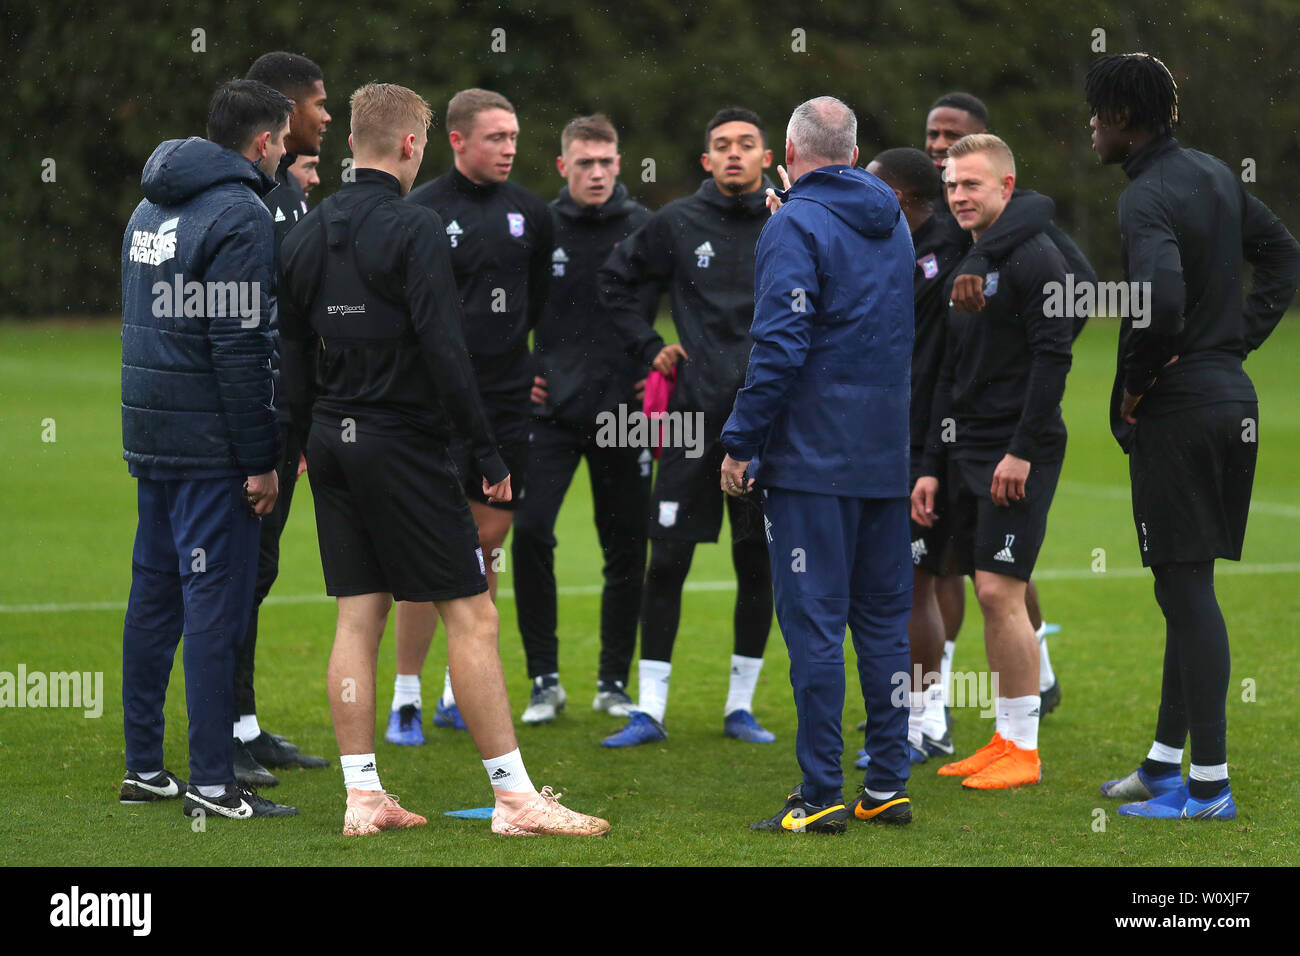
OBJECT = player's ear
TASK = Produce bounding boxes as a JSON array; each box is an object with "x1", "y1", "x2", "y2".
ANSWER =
[
  {"x1": 612, "y1": 153, "x2": 621, "y2": 177},
  {"x1": 850, "y1": 145, "x2": 860, "y2": 167},
  {"x1": 556, "y1": 155, "x2": 566, "y2": 178},
  {"x1": 449, "y1": 129, "x2": 464, "y2": 152},
  {"x1": 761, "y1": 147, "x2": 773, "y2": 168},
  {"x1": 700, "y1": 152, "x2": 712, "y2": 173}
]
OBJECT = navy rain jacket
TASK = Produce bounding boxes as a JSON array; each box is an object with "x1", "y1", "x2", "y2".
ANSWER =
[{"x1": 721, "y1": 165, "x2": 913, "y2": 497}]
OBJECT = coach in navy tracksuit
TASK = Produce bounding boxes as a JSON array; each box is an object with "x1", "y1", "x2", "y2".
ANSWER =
[
  {"x1": 722, "y1": 98, "x2": 915, "y2": 834},
  {"x1": 119, "y1": 81, "x2": 296, "y2": 819}
]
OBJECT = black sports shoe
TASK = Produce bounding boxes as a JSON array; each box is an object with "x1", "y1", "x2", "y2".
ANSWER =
[
  {"x1": 183, "y1": 782, "x2": 298, "y2": 819},
  {"x1": 120, "y1": 769, "x2": 187, "y2": 803},
  {"x1": 1040, "y1": 681, "x2": 1062, "y2": 716},
  {"x1": 851, "y1": 787, "x2": 913, "y2": 825},
  {"x1": 233, "y1": 738, "x2": 279, "y2": 788},
  {"x1": 750, "y1": 784, "x2": 849, "y2": 834},
  {"x1": 244, "y1": 731, "x2": 329, "y2": 769}
]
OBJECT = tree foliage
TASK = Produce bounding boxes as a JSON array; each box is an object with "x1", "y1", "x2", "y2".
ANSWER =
[{"x1": 3, "y1": 0, "x2": 1296, "y2": 315}]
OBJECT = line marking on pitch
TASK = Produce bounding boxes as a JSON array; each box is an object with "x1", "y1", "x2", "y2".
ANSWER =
[{"x1": 5, "y1": 562, "x2": 1300, "y2": 614}]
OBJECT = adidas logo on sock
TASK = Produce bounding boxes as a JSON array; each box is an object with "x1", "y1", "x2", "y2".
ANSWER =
[
  {"x1": 491, "y1": 767, "x2": 510, "y2": 780},
  {"x1": 361, "y1": 762, "x2": 376, "y2": 773}
]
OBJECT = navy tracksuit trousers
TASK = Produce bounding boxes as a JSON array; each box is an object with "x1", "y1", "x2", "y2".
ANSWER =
[
  {"x1": 761, "y1": 488, "x2": 912, "y2": 807},
  {"x1": 122, "y1": 475, "x2": 261, "y2": 787}
]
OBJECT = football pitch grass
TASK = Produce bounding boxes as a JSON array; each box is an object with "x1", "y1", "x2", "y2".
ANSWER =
[{"x1": 1, "y1": 316, "x2": 1297, "y2": 867}]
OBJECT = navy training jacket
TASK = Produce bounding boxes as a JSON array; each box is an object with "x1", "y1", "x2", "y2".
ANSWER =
[
  {"x1": 121, "y1": 137, "x2": 280, "y2": 476},
  {"x1": 721, "y1": 165, "x2": 913, "y2": 498}
]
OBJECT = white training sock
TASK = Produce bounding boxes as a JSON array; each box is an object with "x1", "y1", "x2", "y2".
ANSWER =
[
  {"x1": 637, "y1": 659, "x2": 671, "y2": 723},
  {"x1": 233, "y1": 713, "x2": 261, "y2": 743},
  {"x1": 197, "y1": 784, "x2": 227, "y2": 798},
  {"x1": 921, "y1": 683, "x2": 947, "y2": 740},
  {"x1": 1037, "y1": 624, "x2": 1056, "y2": 692},
  {"x1": 939, "y1": 640, "x2": 955, "y2": 707},
  {"x1": 1002, "y1": 695, "x2": 1040, "y2": 751},
  {"x1": 341, "y1": 753, "x2": 382, "y2": 792},
  {"x1": 724, "y1": 654, "x2": 763, "y2": 716},
  {"x1": 441, "y1": 666, "x2": 456, "y2": 707},
  {"x1": 993, "y1": 695, "x2": 1007, "y2": 738},
  {"x1": 392, "y1": 673, "x2": 421, "y2": 711},
  {"x1": 484, "y1": 748, "x2": 534, "y2": 794},
  {"x1": 908, "y1": 691, "x2": 925, "y2": 749},
  {"x1": 136, "y1": 770, "x2": 164, "y2": 781},
  {"x1": 1148, "y1": 741, "x2": 1184, "y2": 765},
  {"x1": 865, "y1": 788, "x2": 899, "y2": 801},
  {"x1": 1189, "y1": 763, "x2": 1228, "y2": 783}
]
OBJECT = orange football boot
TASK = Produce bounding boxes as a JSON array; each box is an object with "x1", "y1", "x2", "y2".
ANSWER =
[
  {"x1": 961, "y1": 743, "x2": 1042, "y2": 790},
  {"x1": 937, "y1": 733, "x2": 1012, "y2": 776}
]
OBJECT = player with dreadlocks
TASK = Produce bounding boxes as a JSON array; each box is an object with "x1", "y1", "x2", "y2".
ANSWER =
[{"x1": 1086, "y1": 53, "x2": 1299, "y2": 819}]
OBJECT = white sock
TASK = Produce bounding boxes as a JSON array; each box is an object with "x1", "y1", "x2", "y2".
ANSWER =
[
  {"x1": 233, "y1": 713, "x2": 261, "y2": 743},
  {"x1": 865, "y1": 788, "x2": 898, "y2": 801},
  {"x1": 1002, "y1": 695, "x2": 1040, "y2": 750},
  {"x1": 392, "y1": 673, "x2": 421, "y2": 711},
  {"x1": 484, "y1": 748, "x2": 534, "y2": 794},
  {"x1": 441, "y1": 666, "x2": 456, "y2": 707},
  {"x1": 1148, "y1": 741, "x2": 1184, "y2": 765},
  {"x1": 637, "y1": 659, "x2": 671, "y2": 723},
  {"x1": 907, "y1": 691, "x2": 925, "y2": 749},
  {"x1": 341, "y1": 753, "x2": 382, "y2": 792},
  {"x1": 994, "y1": 695, "x2": 1008, "y2": 738},
  {"x1": 921, "y1": 684, "x2": 947, "y2": 739},
  {"x1": 1189, "y1": 763, "x2": 1228, "y2": 783},
  {"x1": 724, "y1": 654, "x2": 763, "y2": 716},
  {"x1": 197, "y1": 784, "x2": 227, "y2": 798},
  {"x1": 136, "y1": 770, "x2": 163, "y2": 781},
  {"x1": 939, "y1": 640, "x2": 955, "y2": 707},
  {"x1": 1037, "y1": 623, "x2": 1056, "y2": 692}
]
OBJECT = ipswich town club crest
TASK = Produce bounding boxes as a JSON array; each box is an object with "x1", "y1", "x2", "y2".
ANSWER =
[
  {"x1": 985, "y1": 271, "x2": 1000, "y2": 296},
  {"x1": 917, "y1": 253, "x2": 938, "y2": 279},
  {"x1": 507, "y1": 212, "x2": 525, "y2": 237}
]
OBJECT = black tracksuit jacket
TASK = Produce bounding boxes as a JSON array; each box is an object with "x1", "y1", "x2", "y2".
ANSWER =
[
  {"x1": 598, "y1": 177, "x2": 772, "y2": 429},
  {"x1": 277, "y1": 168, "x2": 507, "y2": 484},
  {"x1": 406, "y1": 166, "x2": 553, "y2": 411},
  {"x1": 923, "y1": 230, "x2": 1074, "y2": 471},
  {"x1": 1109, "y1": 134, "x2": 1300, "y2": 450},
  {"x1": 910, "y1": 189, "x2": 1059, "y2": 454},
  {"x1": 533, "y1": 182, "x2": 658, "y2": 427}
]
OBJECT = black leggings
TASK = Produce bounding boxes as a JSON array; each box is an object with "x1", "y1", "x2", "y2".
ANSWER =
[
  {"x1": 640, "y1": 536, "x2": 772, "y2": 663},
  {"x1": 1151, "y1": 561, "x2": 1230, "y2": 768}
]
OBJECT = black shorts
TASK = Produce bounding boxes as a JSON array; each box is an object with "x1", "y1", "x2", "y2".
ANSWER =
[
  {"x1": 650, "y1": 436, "x2": 765, "y2": 543},
  {"x1": 1130, "y1": 401, "x2": 1257, "y2": 566},
  {"x1": 450, "y1": 405, "x2": 531, "y2": 511},
  {"x1": 307, "y1": 425, "x2": 488, "y2": 602},
  {"x1": 947, "y1": 456, "x2": 1061, "y2": 582},
  {"x1": 910, "y1": 451, "x2": 950, "y2": 575}
]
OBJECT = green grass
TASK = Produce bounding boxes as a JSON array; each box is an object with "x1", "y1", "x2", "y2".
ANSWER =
[{"x1": 1, "y1": 316, "x2": 1297, "y2": 866}]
